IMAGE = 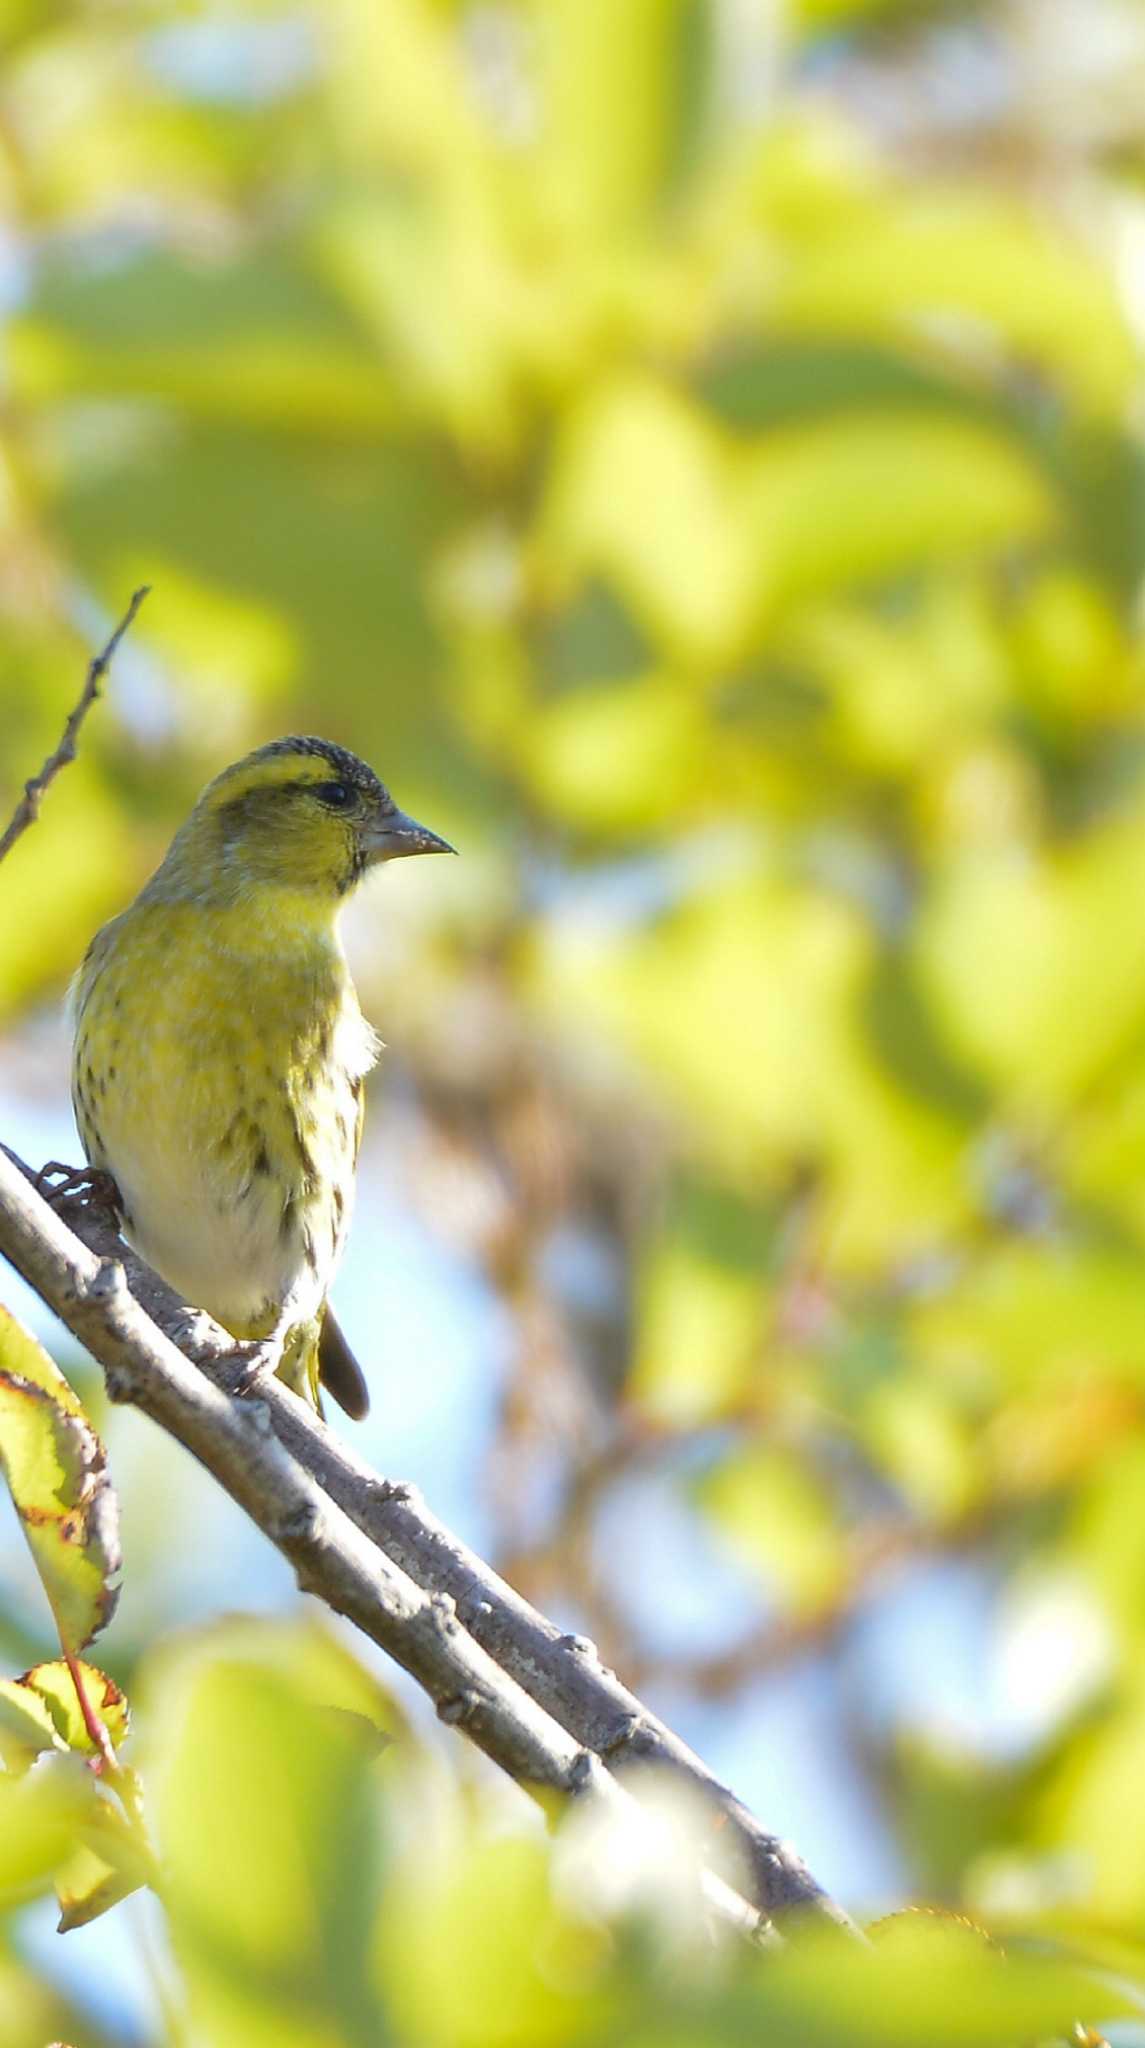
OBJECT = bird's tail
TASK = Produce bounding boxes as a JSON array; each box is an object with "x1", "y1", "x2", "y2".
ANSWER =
[{"x1": 316, "y1": 1304, "x2": 370, "y2": 1420}]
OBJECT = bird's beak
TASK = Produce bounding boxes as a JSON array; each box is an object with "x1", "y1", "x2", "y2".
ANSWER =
[{"x1": 364, "y1": 806, "x2": 456, "y2": 863}]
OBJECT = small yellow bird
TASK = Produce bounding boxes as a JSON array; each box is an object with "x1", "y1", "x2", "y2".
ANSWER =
[{"x1": 70, "y1": 736, "x2": 453, "y2": 1417}]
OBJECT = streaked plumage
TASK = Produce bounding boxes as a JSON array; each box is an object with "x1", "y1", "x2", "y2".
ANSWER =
[{"x1": 71, "y1": 736, "x2": 453, "y2": 1417}]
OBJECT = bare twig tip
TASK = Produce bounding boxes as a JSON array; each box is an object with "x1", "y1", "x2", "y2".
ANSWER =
[{"x1": 0, "y1": 587, "x2": 152, "y2": 867}]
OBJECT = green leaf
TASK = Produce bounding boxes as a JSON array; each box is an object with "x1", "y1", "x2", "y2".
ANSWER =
[
  {"x1": 530, "y1": 0, "x2": 714, "y2": 236},
  {"x1": 1030, "y1": 1670, "x2": 1145, "y2": 1928},
  {"x1": 0, "y1": 1756, "x2": 91, "y2": 1912},
  {"x1": 745, "y1": 1914, "x2": 1137, "y2": 2047},
  {"x1": 914, "y1": 801, "x2": 1145, "y2": 1110},
  {"x1": 771, "y1": 189, "x2": 1137, "y2": 419},
  {"x1": 154, "y1": 1627, "x2": 390, "y2": 2048},
  {"x1": 56, "y1": 1783, "x2": 152, "y2": 1933},
  {"x1": 519, "y1": 674, "x2": 706, "y2": 834},
  {"x1": 12, "y1": 245, "x2": 395, "y2": 438},
  {"x1": 0, "y1": 1677, "x2": 62, "y2": 1771},
  {"x1": 0, "y1": 1308, "x2": 121, "y2": 1656},
  {"x1": 0, "y1": 759, "x2": 135, "y2": 1017},
  {"x1": 909, "y1": 1245, "x2": 1145, "y2": 1395},
  {"x1": 861, "y1": 1382, "x2": 983, "y2": 1525},
  {"x1": 380, "y1": 1829, "x2": 603, "y2": 2048},
  {"x1": 544, "y1": 375, "x2": 1056, "y2": 663},
  {"x1": 51, "y1": 415, "x2": 476, "y2": 811},
  {"x1": 737, "y1": 410, "x2": 1056, "y2": 628},
  {"x1": 632, "y1": 1240, "x2": 764, "y2": 1426},
  {"x1": 542, "y1": 376, "x2": 748, "y2": 663},
  {"x1": 531, "y1": 874, "x2": 971, "y2": 1264}
]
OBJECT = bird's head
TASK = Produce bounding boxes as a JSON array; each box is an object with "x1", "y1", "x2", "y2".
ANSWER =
[{"x1": 157, "y1": 736, "x2": 454, "y2": 909}]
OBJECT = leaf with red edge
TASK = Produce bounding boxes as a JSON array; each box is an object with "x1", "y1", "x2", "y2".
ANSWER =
[{"x1": 18, "y1": 1660, "x2": 129, "y2": 1758}]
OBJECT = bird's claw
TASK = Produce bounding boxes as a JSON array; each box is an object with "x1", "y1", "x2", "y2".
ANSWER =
[
  {"x1": 34, "y1": 1161, "x2": 123, "y2": 1218},
  {"x1": 221, "y1": 1339, "x2": 278, "y2": 1399}
]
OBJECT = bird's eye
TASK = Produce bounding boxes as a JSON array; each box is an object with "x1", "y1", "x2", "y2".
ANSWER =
[{"x1": 313, "y1": 780, "x2": 355, "y2": 810}]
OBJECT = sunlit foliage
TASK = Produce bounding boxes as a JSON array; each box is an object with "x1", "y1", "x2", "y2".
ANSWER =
[{"x1": 5, "y1": 0, "x2": 1145, "y2": 2039}]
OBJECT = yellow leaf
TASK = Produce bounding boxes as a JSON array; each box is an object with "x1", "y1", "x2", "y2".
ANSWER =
[{"x1": 19, "y1": 1659, "x2": 129, "y2": 1757}]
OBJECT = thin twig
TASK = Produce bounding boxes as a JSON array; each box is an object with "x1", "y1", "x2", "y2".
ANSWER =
[
  {"x1": 1, "y1": 1145, "x2": 857, "y2": 1935},
  {"x1": 0, "y1": 587, "x2": 150, "y2": 866}
]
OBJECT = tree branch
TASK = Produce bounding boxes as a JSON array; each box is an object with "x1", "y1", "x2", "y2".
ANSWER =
[
  {"x1": 0, "y1": 587, "x2": 150, "y2": 865},
  {"x1": 0, "y1": 1145, "x2": 855, "y2": 1936}
]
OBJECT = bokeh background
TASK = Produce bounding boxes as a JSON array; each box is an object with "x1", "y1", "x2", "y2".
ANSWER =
[{"x1": 6, "y1": 0, "x2": 1145, "y2": 2040}]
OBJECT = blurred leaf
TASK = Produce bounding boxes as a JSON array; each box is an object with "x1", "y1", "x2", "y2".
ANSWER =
[
  {"x1": 1049, "y1": 417, "x2": 1145, "y2": 603},
  {"x1": 381, "y1": 1828, "x2": 604, "y2": 2048},
  {"x1": 13, "y1": 246, "x2": 394, "y2": 437},
  {"x1": 0, "y1": 759, "x2": 135, "y2": 1014},
  {"x1": 914, "y1": 800, "x2": 1145, "y2": 1108},
  {"x1": 55, "y1": 1839, "x2": 140, "y2": 1932},
  {"x1": 698, "y1": 1445, "x2": 845, "y2": 1614},
  {"x1": 747, "y1": 1912, "x2": 1137, "y2": 2047},
  {"x1": 696, "y1": 339, "x2": 985, "y2": 434},
  {"x1": 772, "y1": 190, "x2": 1137, "y2": 419},
  {"x1": 736, "y1": 411, "x2": 1055, "y2": 629},
  {"x1": 56, "y1": 1779, "x2": 152, "y2": 1932},
  {"x1": 145, "y1": 1611, "x2": 408, "y2": 1746},
  {"x1": 0, "y1": 1674, "x2": 60, "y2": 1770},
  {"x1": 153, "y1": 1624, "x2": 391, "y2": 2047},
  {"x1": 544, "y1": 376, "x2": 1056, "y2": 663},
  {"x1": 0, "y1": 1756, "x2": 90, "y2": 1912},
  {"x1": 544, "y1": 377, "x2": 1055, "y2": 663},
  {"x1": 886, "y1": 1747, "x2": 1026, "y2": 1901},
  {"x1": 0, "y1": 1307, "x2": 120, "y2": 1656},
  {"x1": 791, "y1": 0, "x2": 949, "y2": 24},
  {"x1": 632, "y1": 1240, "x2": 764, "y2": 1426},
  {"x1": 542, "y1": 376, "x2": 746, "y2": 663},
  {"x1": 113, "y1": 555, "x2": 297, "y2": 735},
  {"x1": 1064, "y1": 1439, "x2": 1145, "y2": 1647},
  {"x1": 519, "y1": 674, "x2": 707, "y2": 834},
  {"x1": 1062, "y1": 1058, "x2": 1145, "y2": 1239},
  {"x1": 791, "y1": 578, "x2": 1011, "y2": 782},
  {"x1": 48, "y1": 413, "x2": 483, "y2": 815},
  {"x1": 862, "y1": 947, "x2": 990, "y2": 1122},
  {"x1": 537, "y1": 580, "x2": 655, "y2": 693},
  {"x1": 1035, "y1": 1675, "x2": 1145, "y2": 1924},
  {"x1": 630, "y1": 1179, "x2": 781, "y2": 1422},
  {"x1": 530, "y1": 0, "x2": 714, "y2": 236},
  {"x1": 910, "y1": 1244, "x2": 1145, "y2": 1396},
  {"x1": 533, "y1": 873, "x2": 971, "y2": 1263},
  {"x1": 862, "y1": 1381, "x2": 983, "y2": 1524},
  {"x1": 1008, "y1": 568, "x2": 1132, "y2": 727}
]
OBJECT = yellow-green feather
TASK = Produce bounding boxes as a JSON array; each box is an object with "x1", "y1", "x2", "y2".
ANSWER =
[{"x1": 71, "y1": 739, "x2": 384, "y2": 1414}]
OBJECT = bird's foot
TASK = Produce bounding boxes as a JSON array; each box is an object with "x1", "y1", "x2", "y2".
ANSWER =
[
  {"x1": 221, "y1": 1338, "x2": 279, "y2": 1400},
  {"x1": 35, "y1": 1161, "x2": 123, "y2": 1220}
]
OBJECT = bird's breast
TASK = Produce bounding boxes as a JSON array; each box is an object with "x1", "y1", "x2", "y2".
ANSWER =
[{"x1": 73, "y1": 901, "x2": 378, "y2": 1335}]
